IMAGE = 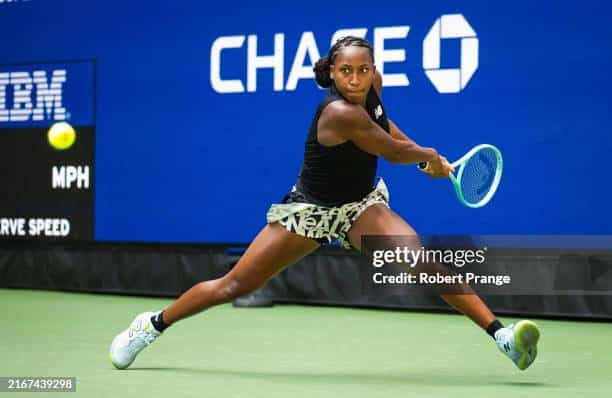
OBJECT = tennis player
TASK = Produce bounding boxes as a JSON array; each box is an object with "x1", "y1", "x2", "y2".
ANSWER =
[{"x1": 110, "y1": 36, "x2": 540, "y2": 371}]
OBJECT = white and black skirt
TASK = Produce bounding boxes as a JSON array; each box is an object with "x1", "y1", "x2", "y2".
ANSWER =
[{"x1": 267, "y1": 178, "x2": 389, "y2": 249}]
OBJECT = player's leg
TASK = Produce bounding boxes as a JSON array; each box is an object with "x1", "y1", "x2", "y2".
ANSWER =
[
  {"x1": 109, "y1": 222, "x2": 319, "y2": 369},
  {"x1": 346, "y1": 204, "x2": 496, "y2": 328},
  {"x1": 346, "y1": 204, "x2": 539, "y2": 370},
  {"x1": 162, "y1": 222, "x2": 320, "y2": 325}
]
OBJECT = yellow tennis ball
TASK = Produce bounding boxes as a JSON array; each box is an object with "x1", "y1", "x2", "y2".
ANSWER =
[{"x1": 48, "y1": 122, "x2": 76, "y2": 150}]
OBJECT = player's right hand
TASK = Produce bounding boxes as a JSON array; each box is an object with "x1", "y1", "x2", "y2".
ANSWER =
[{"x1": 420, "y1": 155, "x2": 454, "y2": 178}]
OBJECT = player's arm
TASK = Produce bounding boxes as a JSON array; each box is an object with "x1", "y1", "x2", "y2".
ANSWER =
[
  {"x1": 371, "y1": 70, "x2": 453, "y2": 175},
  {"x1": 371, "y1": 70, "x2": 417, "y2": 143},
  {"x1": 318, "y1": 101, "x2": 439, "y2": 165}
]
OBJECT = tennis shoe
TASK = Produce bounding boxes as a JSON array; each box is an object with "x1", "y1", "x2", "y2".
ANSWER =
[
  {"x1": 494, "y1": 320, "x2": 540, "y2": 370},
  {"x1": 109, "y1": 311, "x2": 161, "y2": 369}
]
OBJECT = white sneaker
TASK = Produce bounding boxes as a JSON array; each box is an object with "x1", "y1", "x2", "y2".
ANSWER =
[
  {"x1": 494, "y1": 320, "x2": 540, "y2": 370},
  {"x1": 109, "y1": 311, "x2": 162, "y2": 369}
]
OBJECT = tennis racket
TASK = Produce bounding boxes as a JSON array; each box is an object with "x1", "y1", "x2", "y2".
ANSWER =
[{"x1": 419, "y1": 144, "x2": 503, "y2": 208}]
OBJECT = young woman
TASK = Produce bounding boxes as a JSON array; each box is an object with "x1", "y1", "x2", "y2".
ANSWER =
[{"x1": 110, "y1": 37, "x2": 539, "y2": 371}]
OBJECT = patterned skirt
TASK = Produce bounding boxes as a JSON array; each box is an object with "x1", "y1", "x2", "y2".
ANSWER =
[{"x1": 266, "y1": 178, "x2": 389, "y2": 250}]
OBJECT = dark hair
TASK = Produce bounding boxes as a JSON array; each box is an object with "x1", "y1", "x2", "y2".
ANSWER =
[{"x1": 313, "y1": 36, "x2": 374, "y2": 88}]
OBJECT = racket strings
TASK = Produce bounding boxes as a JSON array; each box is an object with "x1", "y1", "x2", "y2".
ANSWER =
[{"x1": 459, "y1": 148, "x2": 498, "y2": 204}]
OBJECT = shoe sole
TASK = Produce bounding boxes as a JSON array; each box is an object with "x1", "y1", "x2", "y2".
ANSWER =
[{"x1": 514, "y1": 320, "x2": 540, "y2": 370}]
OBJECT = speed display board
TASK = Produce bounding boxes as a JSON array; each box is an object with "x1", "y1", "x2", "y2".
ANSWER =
[{"x1": 0, "y1": 60, "x2": 95, "y2": 240}]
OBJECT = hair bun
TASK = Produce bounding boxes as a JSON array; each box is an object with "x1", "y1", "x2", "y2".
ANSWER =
[{"x1": 313, "y1": 56, "x2": 332, "y2": 88}]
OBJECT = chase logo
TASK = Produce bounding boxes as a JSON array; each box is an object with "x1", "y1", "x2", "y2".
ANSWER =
[
  {"x1": 0, "y1": 69, "x2": 67, "y2": 122},
  {"x1": 210, "y1": 14, "x2": 478, "y2": 95},
  {"x1": 0, "y1": 61, "x2": 95, "y2": 127},
  {"x1": 423, "y1": 14, "x2": 479, "y2": 94}
]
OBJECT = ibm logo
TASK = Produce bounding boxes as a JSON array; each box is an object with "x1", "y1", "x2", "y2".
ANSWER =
[{"x1": 0, "y1": 69, "x2": 67, "y2": 122}]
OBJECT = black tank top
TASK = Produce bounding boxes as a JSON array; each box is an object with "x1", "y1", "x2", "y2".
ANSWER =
[{"x1": 296, "y1": 83, "x2": 390, "y2": 206}]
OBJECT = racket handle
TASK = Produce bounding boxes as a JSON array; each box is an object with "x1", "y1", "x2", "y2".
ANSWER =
[{"x1": 418, "y1": 162, "x2": 428, "y2": 169}]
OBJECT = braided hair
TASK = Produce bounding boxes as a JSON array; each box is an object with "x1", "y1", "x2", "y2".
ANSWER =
[{"x1": 313, "y1": 36, "x2": 375, "y2": 88}]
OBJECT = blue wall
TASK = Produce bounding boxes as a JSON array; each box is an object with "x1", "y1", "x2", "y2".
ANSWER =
[{"x1": 1, "y1": 0, "x2": 611, "y2": 243}]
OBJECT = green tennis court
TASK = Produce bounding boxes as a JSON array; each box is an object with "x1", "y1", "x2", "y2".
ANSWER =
[{"x1": 1, "y1": 288, "x2": 610, "y2": 398}]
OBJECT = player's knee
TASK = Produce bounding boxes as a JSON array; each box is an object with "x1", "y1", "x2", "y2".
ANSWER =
[{"x1": 215, "y1": 276, "x2": 256, "y2": 303}]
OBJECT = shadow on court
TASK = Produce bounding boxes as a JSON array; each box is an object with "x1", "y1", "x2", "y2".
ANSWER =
[{"x1": 125, "y1": 367, "x2": 556, "y2": 388}]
